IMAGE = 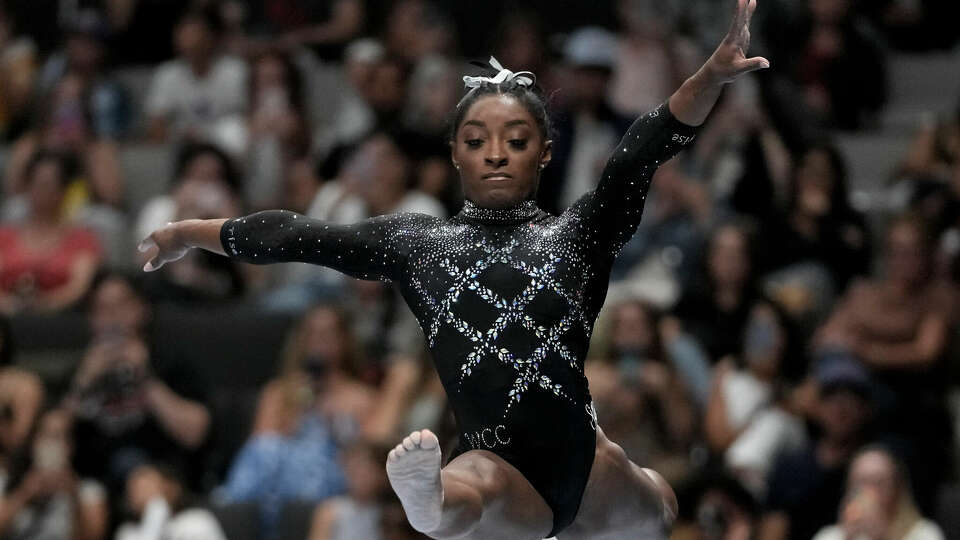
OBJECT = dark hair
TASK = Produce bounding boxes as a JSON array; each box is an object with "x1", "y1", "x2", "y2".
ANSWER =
[
  {"x1": 789, "y1": 140, "x2": 857, "y2": 221},
  {"x1": 177, "y1": 5, "x2": 223, "y2": 36},
  {"x1": 249, "y1": 48, "x2": 306, "y2": 115},
  {"x1": 23, "y1": 150, "x2": 76, "y2": 188},
  {"x1": 446, "y1": 67, "x2": 553, "y2": 144},
  {"x1": 84, "y1": 270, "x2": 148, "y2": 311},
  {"x1": 173, "y1": 142, "x2": 241, "y2": 192}
]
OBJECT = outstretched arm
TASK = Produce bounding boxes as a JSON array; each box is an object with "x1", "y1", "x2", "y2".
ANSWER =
[
  {"x1": 139, "y1": 210, "x2": 435, "y2": 282},
  {"x1": 574, "y1": 0, "x2": 769, "y2": 259},
  {"x1": 669, "y1": 0, "x2": 769, "y2": 126}
]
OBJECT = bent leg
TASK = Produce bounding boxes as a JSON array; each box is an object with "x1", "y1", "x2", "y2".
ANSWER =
[
  {"x1": 387, "y1": 429, "x2": 553, "y2": 540},
  {"x1": 558, "y1": 427, "x2": 674, "y2": 540}
]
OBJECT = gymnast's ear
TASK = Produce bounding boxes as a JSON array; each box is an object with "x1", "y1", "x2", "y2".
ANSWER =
[{"x1": 539, "y1": 139, "x2": 553, "y2": 171}]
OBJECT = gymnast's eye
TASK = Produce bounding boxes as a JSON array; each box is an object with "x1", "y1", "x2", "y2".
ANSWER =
[
  {"x1": 465, "y1": 139, "x2": 483, "y2": 148},
  {"x1": 509, "y1": 139, "x2": 527, "y2": 150}
]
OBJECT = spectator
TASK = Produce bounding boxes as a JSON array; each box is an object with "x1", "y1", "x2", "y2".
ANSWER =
[
  {"x1": 586, "y1": 298, "x2": 697, "y2": 483},
  {"x1": 0, "y1": 5, "x2": 37, "y2": 143},
  {"x1": 244, "y1": 49, "x2": 309, "y2": 209},
  {"x1": 704, "y1": 301, "x2": 806, "y2": 496},
  {"x1": 763, "y1": 0, "x2": 887, "y2": 130},
  {"x1": 36, "y1": 9, "x2": 132, "y2": 139},
  {"x1": 136, "y1": 143, "x2": 244, "y2": 303},
  {"x1": 144, "y1": 7, "x2": 247, "y2": 148},
  {"x1": 756, "y1": 142, "x2": 872, "y2": 293},
  {"x1": 537, "y1": 27, "x2": 631, "y2": 215},
  {"x1": 383, "y1": 0, "x2": 453, "y2": 64},
  {"x1": 672, "y1": 473, "x2": 760, "y2": 540},
  {"x1": 812, "y1": 446, "x2": 944, "y2": 540},
  {"x1": 308, "y1": 442, "x2": 392, "y2": 540},
  {"x1": 220, "y1": 304, "x2": 377, "y2": 535},
  {"x1": 241, "y1": 0, "x2": 364, "y2": 62},
  {"x1": 340, "y1": 131, "x2": 446, "y2": 218},
  {"x1": 760, "y1": 351, "x2": 875, "y2": 540},
  {"x1": 116, "y1": 463, "x2": 226, "y2": 540},
  {"x1": 64, "y1": 273, "x2": 211, "y2": 492},
  {"x1": 0, "y1": 151, "x2": 102, "y2": 315},
  {"x1": 816, "y1": 213, "x2": 955, "y2": 395},
  {"x1": 607, "y1": 0, "x2": 701, "y2": 117},
  {"x1": 4, "y1": 71, "x2": 124, "y2": 209},
  {"x1": 0, "y1": 409, "x2": 108, "y2": 540},
  {"x1": 669, "y1": 222, "x2": 760, "y2": 361},
  {"x1": 611, "y1": 159, "x2": 712, "y2": 295}
]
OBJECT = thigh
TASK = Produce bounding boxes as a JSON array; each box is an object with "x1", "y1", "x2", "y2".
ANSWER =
[
  {"x1": 441, "y1": 449, "x2": 554, "y2": 540},
  {"x1": 558, "y1": 427, "x2": 669, "y2": 540}
]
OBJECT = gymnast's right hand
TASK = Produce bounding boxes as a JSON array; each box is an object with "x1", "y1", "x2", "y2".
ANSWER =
[{"x1": 138, "y1": 221, "x2": 191, "y2": 272}]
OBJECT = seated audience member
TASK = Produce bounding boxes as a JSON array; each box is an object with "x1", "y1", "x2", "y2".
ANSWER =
[
  {"x1": 671, "y1": 473, "x2": 760, "y2": 540},
  {"x1": 244, "y1": 49, "x2": 310, "y2": 209},
  {"x1": 0, "y1": 5, "x2": 37, "y2": 143},
  {"x1": 586, "y1": 298, "x2": 696, "y2": 483},
  {"x1": 65, "y1": 273, "x2": 211, "y2": 492},
  {"x1": 36, "y1": 9, "x2": 132, "y2": 140},
  {"x1": 220, "y1": 304, "x2": 378, "y2": 534},
  {"x1": 0, "y1": 151, "x2": 102, "y2": 314},
  {"x1": 670, "y1": 222, "x2": 760, "y2": 362},
  {"x1": 812, "y1": 446, "x2": 944, "y2": 540},
  {"x1": 308, "y1": 442, "x2": 393, "y2": 540},
  {"x1": 116, "y1": 463, "x2": 226, "y2": 540},
  {"x1": 762, "y1": 0, "x2": 887, "y2": 130},
  {"x1": 4, "y1": 73, "x2": 123, "y2": 209},
  {"x1": 760, "y1": 351, "x2": 875, "y2": 540},
  {"x1": 136, "y1": 143, "x2": 244, "y2": 302},
  {"x1": 0, "y1": 409, "x2": 108, "y2": 540},
  {"x1": 144, "y1": 7, "x2": 247, "y2": 147},
  {"x1": 756, "y1": 142, "x2": 871, "y2": 294},
  {"x1": 704, "y1": 302, "x2": 807, "y2": 496}
]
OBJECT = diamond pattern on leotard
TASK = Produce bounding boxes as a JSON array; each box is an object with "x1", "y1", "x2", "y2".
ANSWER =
[{"x1": 410, "y1": 234, "x2": 584, "y2": 417}]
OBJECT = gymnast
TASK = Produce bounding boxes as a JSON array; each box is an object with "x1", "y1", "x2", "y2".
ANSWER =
[{"x1": 139, "y1": 1, "x2": 769, "y2": 538}]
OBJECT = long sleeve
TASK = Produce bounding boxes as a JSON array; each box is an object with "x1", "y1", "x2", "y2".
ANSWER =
[
  {"x1": 568, "y1": 99, "x2": 699, "y2": 261},
  {"x1": 220, "y1": 209, "x2": 436, "y2": 282}
]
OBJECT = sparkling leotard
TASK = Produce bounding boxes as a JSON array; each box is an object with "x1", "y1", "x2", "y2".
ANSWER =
[{"x1": 220, "y1": 100, "x2": 698, "y2": 537}]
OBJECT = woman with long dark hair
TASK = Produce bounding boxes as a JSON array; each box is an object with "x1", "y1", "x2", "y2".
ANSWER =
[{"x1": 138, "y1": 1, "x2": 769, "y2": 537}]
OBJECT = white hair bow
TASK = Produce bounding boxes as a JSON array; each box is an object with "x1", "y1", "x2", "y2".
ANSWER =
[{"x1": 462, "y1": 56, "x2": 536, "y2": 90}]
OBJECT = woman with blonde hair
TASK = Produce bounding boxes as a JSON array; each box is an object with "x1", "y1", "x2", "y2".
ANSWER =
[{"x1": 813, "y1": 445, "x2": 944, "y2": 540}]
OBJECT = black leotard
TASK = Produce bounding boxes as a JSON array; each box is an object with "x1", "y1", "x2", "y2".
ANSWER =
[{"x1": 220, "y1": 99, "x2": 698, "y2": 537}]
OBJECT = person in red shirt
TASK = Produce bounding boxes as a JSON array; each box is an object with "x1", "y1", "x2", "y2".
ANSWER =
[{"x1": 0, "y1": 151, "x2": 101, "y2": 314}]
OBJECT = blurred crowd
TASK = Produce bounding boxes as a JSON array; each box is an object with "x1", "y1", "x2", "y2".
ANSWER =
[{"x1": 0, "y1": 0, "x2": 959, "y2": 539}]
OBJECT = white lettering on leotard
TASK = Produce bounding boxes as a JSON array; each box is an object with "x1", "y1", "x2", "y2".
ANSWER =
[
  {"x1": 464, "y1": 425, "x2": 511, "y2": 450},
  {"x1": 585, "y1": 401, "x2": 599, "y2": 430}
]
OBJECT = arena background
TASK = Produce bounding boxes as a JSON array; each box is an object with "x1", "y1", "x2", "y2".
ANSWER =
[{"x1": 0, "y1": 0, "x2": 958, "y2": 538}]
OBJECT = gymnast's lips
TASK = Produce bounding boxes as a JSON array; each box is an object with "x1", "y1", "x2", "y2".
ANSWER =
[{"x1": 482, "y1": 173, "x2": 513, "y2": 181}]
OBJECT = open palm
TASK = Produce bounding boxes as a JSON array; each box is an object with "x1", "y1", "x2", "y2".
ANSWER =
[{"x1": 706, "y1": 0, "x2": 770, "y2": 84}]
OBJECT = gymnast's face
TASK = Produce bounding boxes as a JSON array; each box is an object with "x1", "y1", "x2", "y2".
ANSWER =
[{"x1": 452, "y1": 95, "x2": 551, "y2": 209}]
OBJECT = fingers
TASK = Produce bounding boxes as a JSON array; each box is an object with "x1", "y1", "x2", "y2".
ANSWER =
[
  {"x1": 735, "y1": 56, "x2": 771, "y2": 75},
  {"x1": 137, "y1": 236, "x2": 156, "y2": 253},
  {"x1": 143, "y1": 256, "x2": 163, "y2": 272},
  {"x1": 728, "y1": 0, "x2": 758, "y2": 42},
  {"x1": 727, "y1": 0, "x2": 747, "y2": 38}
]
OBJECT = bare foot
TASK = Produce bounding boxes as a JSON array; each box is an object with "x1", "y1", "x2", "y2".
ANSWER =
[{"x1": 386, "y1": 429, "x2": 443, "y2": 533}]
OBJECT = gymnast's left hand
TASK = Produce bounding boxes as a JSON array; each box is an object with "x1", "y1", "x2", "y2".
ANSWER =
[{"x1": 702, "y1": 0, "x2": 770, "y2": 85}]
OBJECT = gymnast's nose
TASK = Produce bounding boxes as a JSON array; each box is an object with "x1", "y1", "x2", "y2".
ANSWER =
[{"x1": 485, "y1": 141, "x2": 508, "y2": 168}]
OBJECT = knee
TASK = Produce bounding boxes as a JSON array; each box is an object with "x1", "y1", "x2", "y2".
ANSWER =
[{"x1": 640, "y1": 468, "x2": 678, "y2": 527}]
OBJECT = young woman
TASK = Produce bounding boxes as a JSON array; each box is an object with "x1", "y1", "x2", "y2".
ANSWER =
[{"x1": 139, "y1": 1, "x2": 769, "y2": 538}]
